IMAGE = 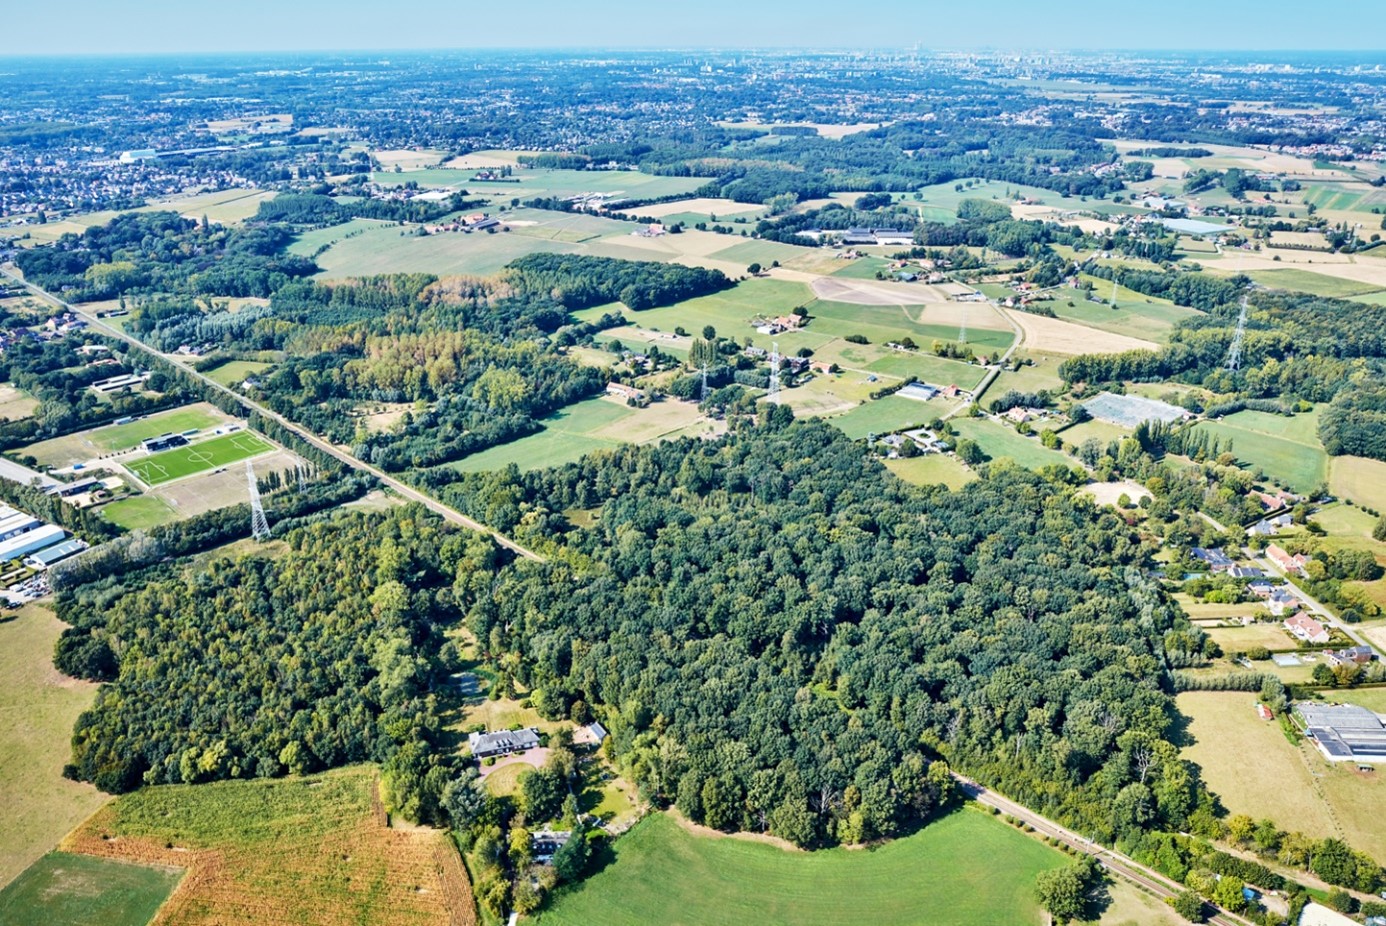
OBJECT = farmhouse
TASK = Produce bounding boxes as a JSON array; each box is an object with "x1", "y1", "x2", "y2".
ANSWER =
[
  {"x1": 531, "y1": 829, "x2": 572, "y2": 864},
  {"x1": 1283, "y1": 613, "x2": 1329, "y2": 644},
  {"x1": 605, "y1": 382, "x2": 647, "y2": 403},
  {"x1": 468, "y1": 727, "x2": 541, "y2": 761},
  {"x1": 1294, "y1": 703, "x2": 1386, "y2": 763},
  {"x1": 1266, "y1": 543, "x2": 1309, "y2": 577}
]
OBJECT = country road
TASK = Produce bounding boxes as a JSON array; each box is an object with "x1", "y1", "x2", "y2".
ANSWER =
[
  {"x1": 952, "y1": 773, "x2": 1254, "y2": 926},
  {"x1": 0, "y1": 267, "x2": 544, "y2": 562}
]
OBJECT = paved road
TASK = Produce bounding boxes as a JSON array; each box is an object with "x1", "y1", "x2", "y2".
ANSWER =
[
  {"x1": 0, "y1": 267, "x2": 544, "y2": 562},
  {"x1": 1250, "y1": 552, "x2": 1381, "y2": 658},
  {"x1": 0, "y1": 455, "x2": 60, "y2": 489},
  {"x1": 943, "y1": 295, "x2": 1025, "y2": 420},
  {"x1": 953, "y1": 773, "x2": 1254, "y2": 926}
]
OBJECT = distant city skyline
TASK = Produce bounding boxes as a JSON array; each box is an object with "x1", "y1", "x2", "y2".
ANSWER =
[{"x1": 8, "y1": 0, "x2": 1385, "y2": 55}]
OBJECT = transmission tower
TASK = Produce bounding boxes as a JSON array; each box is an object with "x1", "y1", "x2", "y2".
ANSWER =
[
  {"x1": 296, "y1": 460, "x2": 308, "y2": 493},
  {"x1": 1111, "y1": 277, "x2": 1119, "y2": 307},
  {"x1": 247, "y1": 461, "x2": 271, "y2": 540},
  {"x1": 1225, "y1": 292, "x2": 1249, "y2": 373},
  {"x1": 958, "y1": 302, "x2": 968, "y2": 345},
  {"x1": 700, "y1": 362, "x2": 709, "y2": 403},
  {"x1": 767, "y1": 341, "x2": 781, "y2": 404}
]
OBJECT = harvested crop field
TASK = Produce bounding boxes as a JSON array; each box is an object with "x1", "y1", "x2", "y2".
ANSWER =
[
  {"x1": 61, "y1": 766, "x2": 474, "y2": 926},
  {"x1": 1004, "y1": 308, "x2": 1156, "y2": 355}
]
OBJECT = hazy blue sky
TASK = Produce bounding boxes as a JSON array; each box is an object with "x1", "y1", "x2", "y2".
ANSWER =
[{"x1": 9, "y1": 0, "x2": 1384, "y2": 54}]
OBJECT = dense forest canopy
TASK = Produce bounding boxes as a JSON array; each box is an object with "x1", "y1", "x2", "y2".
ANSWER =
[
  {"x1": 432, "y1": 415, "x2": 1206, "y2": 847},
  {"x1": 57, "y1": 506, "x2": 500, "y2": 822}
]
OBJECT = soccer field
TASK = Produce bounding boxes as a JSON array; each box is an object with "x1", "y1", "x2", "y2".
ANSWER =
[{"x1": 126, "y1": 432, "x2": 275, "y2": 486}]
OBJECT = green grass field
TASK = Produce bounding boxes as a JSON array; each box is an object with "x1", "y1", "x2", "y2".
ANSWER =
[
  {"x1": 445, "y1": 396, "x2": 711, "y2": 474},
  {"x1": 1061, "y1": 278, "x2": 1200, "y2": 343},
  {"x1": 1179, "y1": 692, "x2": 1386, "y2": 862},
  {"x1": 22, "y1": 405, "x2": 229, "y2": 463},
  {"x1": 101, "y1": 496, "x2": 178, "y2": 531},
  {"x1": 883, "y1": 454, "x2": 978, "y2": 489},
  {"x1": 828, "y1": 396, "x2": 940, "y2": 440},
  {"x1": 950, "y1": 418, "x2": 1073, "y2": 470},
  {"x1": 1245, "y1": 268, "x2": 1383, "y2": 299},
  {"x1": 0, "y1": 853, "x2": 180, "y2": 926},
  {"x1": 1193, "y1": 412, "x2": 1328, "y2": 492},
  {"x1": 127, "y1": 432, "x2": 274, "y2": 486},
  {"x1": 538, "y1": 809, "x2": 1064, "y2": 926},
  {"x1": 201, "y1": 360, "x2": 271, "y2": 388},
  {"x1": 0, "y1": 606, "x2": 107, "y2": 889},
  {"x1": 1330, "y1": 456, "x2": 1386, "y2": 511}
]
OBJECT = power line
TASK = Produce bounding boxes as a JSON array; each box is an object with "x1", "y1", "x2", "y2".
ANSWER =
[
  {"x1": 248, "y1": 461, "x2": 271, "y2": 540},
  {"x1": 767, "y1": 341, "x2": 781, "y2": 404},
  {"x1": 1225, "y1": 292, "x2": 1249, "y2": 373}
]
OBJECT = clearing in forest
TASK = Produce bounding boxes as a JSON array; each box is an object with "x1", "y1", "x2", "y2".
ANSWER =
[{"x1": 536, "y1": 808, "x2": 1065, "y2": 926}]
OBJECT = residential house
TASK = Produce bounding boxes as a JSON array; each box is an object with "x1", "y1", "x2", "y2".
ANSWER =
[
  {"x1": 809, "y1": 360, "x2": 834, "y2": 375},
  {"x1": 1192, "y1": 547, "x2": 1235, "y2": 571},
  {"x1": 1323, "y1": 646, "x2": 1375, "y2": 668},
  {"x1": 1247, "y1": 514, "x2": 1293, "y2": 536},
  {"x1": 1226, "y1": 565, "x2": 1264, "y2": 579},
  {"x1": 468, "y1": 727, "x2": 541, "y2": 761},
  {"x1": 1267, "y1": 543, "x2": 1309, "y2": 577},
  {"x1": 1284, "y1": 613, "x2": 1330, "y2": 644},
  {"x1": 1267, "y1": 587, "x2": 1301, "y2": 616}
]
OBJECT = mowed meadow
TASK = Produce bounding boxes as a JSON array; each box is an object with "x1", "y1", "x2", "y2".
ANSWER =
[{"x1": 536, "y1": 809, "x2": 1067, "y2": 926}]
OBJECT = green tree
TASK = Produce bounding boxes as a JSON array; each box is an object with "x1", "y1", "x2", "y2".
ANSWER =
[
  {"x1": 1034, "y1": 861, "x2": 1093, "y2": 922},
  {"x1": 1172, "y1": 889, "x2": 1205, "y2": 922}
]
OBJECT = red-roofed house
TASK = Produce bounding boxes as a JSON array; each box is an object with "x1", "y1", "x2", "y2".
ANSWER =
[
  {"x1": 1284, "y1": 613, "x2": 1329, "y2": 645},
  {"x1": 1267, "y1": 544, "x2": 1309, "y2": 577}
]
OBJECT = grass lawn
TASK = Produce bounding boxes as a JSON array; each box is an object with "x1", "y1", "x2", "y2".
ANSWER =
[
  {"x1": 1330, "y1": 456, "x2": 1386, "y2": 511},
  {"x1": 1060, "y1": 419, "x2": 1131, "y2": 449},
  {"x1": 483, "y1": 762, "x2": 537, "y2": 798},
  {"x1": 950, "y1": 418, "x2": 1073, "y2": 470},
  {"x1": 627, "y1": 278, "x2": 812, "y2": 334},
  {"x1": 1247, "y1": 268, "x2": 1383, "y2": 298},
  {"x1": 444, "y1": 395, "x2": 710, "y2": 474},
  {"x1": 0, "y1": 853, "x2": 180, "y2": 926},
  {"x1": 22, "y1": 404, "x2": 230, "y2": 468},
  {"x1": 1178, "y1": 692, "x2": 1386, "y2": 860},
  {"x1": 862, "y1": 353, "x2": 987, "y2": 389},
  {"x1": 0, "y1": 383, "x2": 39, "y2": 421},
  {"x1": 1307, "y1": 503, "x2": 1386, "y2": 611},
  {"x1": 1193, "y1": 413, "x2": 1327, "y2": 493},
  {"x1": 1059, "y1": 278, "x2": 1200, "y2": 344},
  {"x1": 990, "y1": 353, "x2": 1067, "y2": 395},
  {"x1": 882, "y1": 454, "x2": 978, "y2": 489},
  {"x1": 100, "y1": 495, "x2": 178, "y2": 531},
  {"x1": 828, "y1": 396, "x2": 937, "y2": 440},
  {"x1": 0, "y1": 606, "x2": 106, "y2": 889},
  {"x1": 201, "y1": 360, "x2": 270, "y2": 388},
  {"x1": 127, "y1": 432, "x2": 275, "y2": 486},
  {"x1": 537, "y1": 808, "x2": 1065, "y2": 926},
  {"x1": 1202, "y1": 623, "x2": 1297, "y2": 654},
  {"x1": 59, "y1": 766, "x2": 466, "y2": 926}
]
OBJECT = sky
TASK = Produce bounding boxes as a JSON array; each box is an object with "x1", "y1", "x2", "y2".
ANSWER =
[{"x1": 8, "y1": 0, "x2": 1384, "y2": 55}]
